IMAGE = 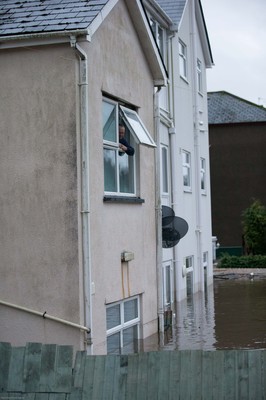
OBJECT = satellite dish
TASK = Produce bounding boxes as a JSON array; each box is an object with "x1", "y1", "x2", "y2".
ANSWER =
[
  {"x1": 173, "y1": 216, "x2": 189, "y2": 239},
  {"x1": 162, "y1": 206, "x2": 189, "y2": 248},
  {"x1": 162, "y1": 226, "x2": 180, "y2": 248},
  {"x1": 162, "y1": 205, "x2": 175, "y2": 226}
]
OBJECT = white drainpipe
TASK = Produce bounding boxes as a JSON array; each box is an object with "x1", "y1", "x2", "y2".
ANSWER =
[
  {"x1": 190, "y1": 0, "x2": 204, "y2": 291},
  {"x1": 70, "y1": 36, "x2": 93, "y2": 353},
  {"x1": 154, "y1": 87, "x2": 164, "y2": 347}
]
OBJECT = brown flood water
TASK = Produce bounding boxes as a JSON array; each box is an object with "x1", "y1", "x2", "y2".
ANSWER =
[{"x1": 163, "y1": 278, "x2": 266, "y2": 351}]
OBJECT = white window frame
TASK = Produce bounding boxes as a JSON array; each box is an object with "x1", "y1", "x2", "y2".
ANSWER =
[
  {"x1": 182, "y1": 150, "x2": 191, "y2": 191},
  {"x1": 179, "y1": 40, "x2": 188, "y2": 80},
  {"x1": 103, "y1": 98, "x2": 136, "y2": 196},
  {"x1": 106, "y1": 296, "x2": 140, "y2": 355},
  {"x1": 162, "y1": 261, "x2": 173, "y2": 308},
  {"x1": 197, "y1": 59, "x2": 203, "y2": 94},
  {"x1": 120, "y1": 106, "x2": 156, "y2": 148},
  {"x1": 103, "y1": 98, "x2": 156, "y2": 197},
  {"x1": 149, "y1": 17, "x2": 166, "y2": 61},
  {"x1": 185, "y1": 256, "x2": 194, "y2": 272},
  {"x1": 200, "y1": 157, "x2": 206, "y2": 193},
  {"x1": 161, "y1": 145, "x2": 169, "y2": 195},
  {"x1": 203, "y1": 251, "x2": 208, "y2": 269}
]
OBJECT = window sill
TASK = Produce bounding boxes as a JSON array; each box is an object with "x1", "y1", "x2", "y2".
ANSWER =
[{"x1": 103, "y1": 195, "x2": 145, "y2": 204}]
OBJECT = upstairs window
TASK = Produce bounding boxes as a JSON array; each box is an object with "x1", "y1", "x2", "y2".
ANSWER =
[
  {"x1": 182, "y1": 150, "x2": 191, "y2": 190},
  {"x1": 103, "y1": 98, "x2": 155, "y2": 196},
  {"x1": 179, "y1": 40, "x2": 187, "y2": 80},
  {"x1": 197, "y1": 59, "x2": 202, "y2": 93},
  {"x1": 161, "y1": 146, "x2": 169, "y2": 194},
  {"x1": 150, "y1": 18, "x2": 165, "y2": 60},
  {"x1": 200, "y1": 157, "x2": 206, "y2": 193}
]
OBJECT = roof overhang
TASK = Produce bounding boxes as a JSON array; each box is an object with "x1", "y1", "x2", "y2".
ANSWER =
[
  {"x1": 89, "y1": 0, "x2": 167, "y2": 87},
  {"x1": 124, "y1": 0, "x2": 168, "y2": 87},
  {"x1": 196, "y1": 0, "x2": 214, "y2": 68}
]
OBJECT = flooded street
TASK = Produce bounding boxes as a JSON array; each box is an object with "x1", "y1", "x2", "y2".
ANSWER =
[{"x1": 163, "y1": 277, "x2": 266, "y2": 351}]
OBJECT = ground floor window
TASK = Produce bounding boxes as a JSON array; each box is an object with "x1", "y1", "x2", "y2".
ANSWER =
[
  {"x1": 106, "y1": 296, "x2": 140, "y2": 354},
  {"x1": 184, "y1": 256, "x2": 194, "y2": 298},
  {"x1": 162, "y1": 261, "x2": 173, "y2": 309}
]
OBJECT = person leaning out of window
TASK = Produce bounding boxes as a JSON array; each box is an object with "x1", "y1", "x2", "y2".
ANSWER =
[{"x1": 119, "y1": 124, "x2": 135, "y2": 156}]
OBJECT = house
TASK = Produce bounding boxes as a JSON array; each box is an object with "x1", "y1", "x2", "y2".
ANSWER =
[
  {"x1": 0, "y1": 0, "x2": 214, "y2": 355},
  {"x1": 144, "y1": 0, "x2": 214, "y2": 315},
  {"x1": 208, "y1": 91, "x2": 266, "y2": 254},
  {"x1": 0, "y1": 0, "x2": 167, "y2": 355}
]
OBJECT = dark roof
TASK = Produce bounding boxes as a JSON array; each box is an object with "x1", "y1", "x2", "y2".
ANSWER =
[
  {"x1": 208, "y1": 91, "x2": 266, "y2": 124},
  {"x1": 155, "y1": 0, "x2": 186, "y2": 27},
  {"x1": 0, "y1": 0, "x2": 109, "y2": 37}
]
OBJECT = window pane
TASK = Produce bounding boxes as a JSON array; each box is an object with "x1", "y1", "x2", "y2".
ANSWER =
[
  {"x1": 162, "y1": 147, "x2": 168, "y2": 193},
  {"x1": 104, "y1": 148, "x2": 117, "y2": 192},
  {"x1": 103, "y1": 101, "x2": 116, "y2": 142},
  {"x1": 119, "y1": 152, "x2": 135, "y2": 194},
  {"x1": 124, "y1": 299, "x2": 138, "y2": 322},
  {"x1": 106, "y1": 304, "x2": 121, "y2": 330},
  {"x1": 183, "y1": 166, "x2": 190, "y2": 186},
  {"x1": 165, "y1": 265, "x2": 171, "y2": 305},
  {"x1": 120, "y1": 106, "x2": 156, "y2": 147},
  {"x1": 179, "y1": 41, "x2": 187, "y2": 78},
  {"x1": 123, "y1": 326, "x2": 138, "y2": 354},
  {"x1": 158, "y1": 26, "x2": 164, "y2": 56},
  {"x1": 201, "y1": 171, "x2": 205, "y2": 190},
  {"x1": 107, "y1": 332, "x2": 121, "y2": 354}
]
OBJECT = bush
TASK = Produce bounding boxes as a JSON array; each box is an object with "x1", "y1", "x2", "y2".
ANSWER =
[
  {"x1": 218, "y1": 254, "x2": 266, "y2": 269},
  {"x1": 242, "y1": 199, "x2": 266, "y2": 255}
]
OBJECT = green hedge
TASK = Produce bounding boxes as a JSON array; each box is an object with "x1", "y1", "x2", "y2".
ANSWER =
[{"x1": 218, "y1": 254, "x2": 266, "y2": 269}]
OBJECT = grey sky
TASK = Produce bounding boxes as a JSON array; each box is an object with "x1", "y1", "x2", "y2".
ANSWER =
[{"x1": 201, "y1": 0, "x2": 266, "y2": 106}]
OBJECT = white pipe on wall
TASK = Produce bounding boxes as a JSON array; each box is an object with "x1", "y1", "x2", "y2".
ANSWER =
[
  {"x1": 71, "y1": 37, "x2": 93, "y2": 353},
  {"x1": 0, "y1": 300, "x2": 90, "y2": 332},
  {"x1": 154, "y1": 87, "x2": 164, "y2": 347},
  {"x1": 190, "y1": 0, "x2": 204, "y2": 292}
]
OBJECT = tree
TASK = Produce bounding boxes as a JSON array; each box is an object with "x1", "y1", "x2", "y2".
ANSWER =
[{"x1": 242, "y1": 199, "x2": 266, "y2": 255}]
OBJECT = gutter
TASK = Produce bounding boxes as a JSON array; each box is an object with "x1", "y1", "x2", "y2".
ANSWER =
[
  {"x1": 0, "y1": 30, "x2": 89, "y2": 43},
  {"x1": 70, "y1": 36, "x2": 93, "y2": 353}
]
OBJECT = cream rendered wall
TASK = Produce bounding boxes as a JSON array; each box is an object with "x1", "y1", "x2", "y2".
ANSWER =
[
  {"x1": 85, "y1": 1, "x2": 158, "y2": 354},
  {"x1": 0, "y1": 44, "x2": 84, "y2": 351}
]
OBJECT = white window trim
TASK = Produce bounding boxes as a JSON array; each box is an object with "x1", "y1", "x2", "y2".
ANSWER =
[
  {"x1": 179, "y1": 39, "x2": 188, "y2": 81},
  {"x1": 200, "y1": 157, "x2": 206, "y2": 194},
  {"x1": 184, "y1": 256, "x2": 194, "y2": 273},
  {"x1": 161, "y1": 145, "x2": 169, "y2": 195},
  {"x1": 149, "y1": 16, "x2": 166, "y2": 61},
  {"x1": 203, "y1": 251, "x2": 208, "y2": 268},
  {"x1": 197, "y1": 58, "x2": 203, "y2": 94},
  {"x1": 120, "y1": 106, "x2": 156, "y2": 148},
  {"x1": 106, "y1": 296, "x2": 140, "y2": 354},
  {"x1": 182, "y1": 150, "x2": 192, "y2": 192},
  {"x1": 162, "y1": 261, "x2": 173, "y2": 308},
  {"x1": 103, "y1": 98, "x2": 138, "y2": 197}
]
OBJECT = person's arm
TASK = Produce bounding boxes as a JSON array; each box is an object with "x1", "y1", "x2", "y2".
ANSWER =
[{"x1": 119, "y1": 138, "x2": 135, "y2": 156}]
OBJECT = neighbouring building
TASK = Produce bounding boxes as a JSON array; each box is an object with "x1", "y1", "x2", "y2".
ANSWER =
[
  {"x1": 144, "y1": 0, "x2": 214, "y2": 311},
  {"x1": 0, "y1": 0, "x2": 214, "y2": 355},
  {"x1": 208, "y1": 91, "x2": 266, "y2": 255}
]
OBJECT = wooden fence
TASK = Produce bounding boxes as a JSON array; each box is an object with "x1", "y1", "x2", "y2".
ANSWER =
[{"x1": 1, "y1": 342, "x2": 266, "y2": 399}]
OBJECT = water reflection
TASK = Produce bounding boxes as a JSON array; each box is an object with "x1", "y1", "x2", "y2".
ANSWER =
[
  {"x1": 162, "y1": 278, "x2": 266, "y2": 351},
  {"x1": 214, "y1": 279, "x2": 266, "y2": 349}
]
